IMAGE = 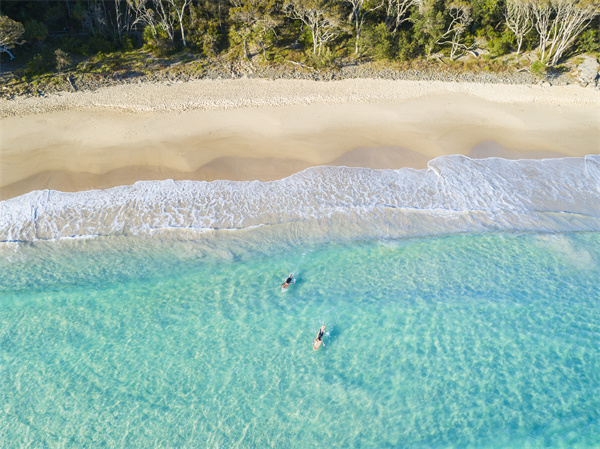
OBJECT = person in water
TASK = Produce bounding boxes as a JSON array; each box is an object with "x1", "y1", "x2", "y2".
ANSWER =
[
  {"x1": 282, "y1": 273, "x2": 294, "y2": 289},
  {"x1": 313, "y1": 325, "x2": 326, "y2": 350}
]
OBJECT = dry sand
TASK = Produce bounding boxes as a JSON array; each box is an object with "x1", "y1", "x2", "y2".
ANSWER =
[{"x1": 1, "y1": 78, "x2": 599, "y2": 200}]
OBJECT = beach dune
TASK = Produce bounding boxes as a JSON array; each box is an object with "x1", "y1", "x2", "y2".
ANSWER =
[{"x1": 1, "y1": 79, "x2": 598, "y2": 201}]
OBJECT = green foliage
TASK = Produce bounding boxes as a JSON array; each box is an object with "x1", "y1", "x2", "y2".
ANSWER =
[
  {"x1": 0, "y1": 14, "x2": 25, "y2": 57},
  {"x1": 576, "y1": 28, "x2": 600, "y2": 54},
  {"x1": 120, "y1": 36, "x2": 135, "y2": 52},
  {"x1": 202, "y1": 23, "x2": 222, "y2": 57},
  {"x1": 143, "y1": 25, "x2": 175, "y2": 56},
  {"x1": 362, "y1": 23, "x2": 394, "y2": 60},
  {"x1": 471, "y1": 0, "x2": 502, "y2": 29},
  {"x1": 530, "y1": 60, "x2": 545, "y2": 75},
  {"x1": 143, "y1": 25, "x2": 157, "y2": 48},
  {"x1": 411, "y1": 0, "x2": 446, "y2": 56},
  {"x1": 24, "y1": 53, "x2": 52, "y2": 78},
  {"x1": 489, "y1": 31, "x2": 515, "y2": 57},
  {"x1": 84, "y1": 35, "x2": 116, "y2": 55},
  {"x1": 54, "y1": 48, "x2": 72, "y2": 72},
  {"x1": 187, "y1": 4, "x2": 224, "y2": 56},
  {"x1": 397, "y1": 30, "x2": 420, "y2": 62},
  {"x1": 521, "y1": 28, "x2": 538, "y2": 53},
  {"x1": 1, "y1": 0, "x2": 598, "y2": 81},
  {"x1": 309, "y1": 46, "x2": 337, "y2": 68},
  {"x1": 24, "y1": 19, "x2": 48, "y2": 42},
  {"x1": 72, "y1": 1, "x2": 88, "y2": 23}
]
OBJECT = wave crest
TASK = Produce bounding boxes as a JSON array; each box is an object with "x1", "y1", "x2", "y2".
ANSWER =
[{"x1": 1, "y1": 155, "x2": 599, "y2": 242}]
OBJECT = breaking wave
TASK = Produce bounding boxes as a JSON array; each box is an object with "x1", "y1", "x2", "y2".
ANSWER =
[{"x1": 1, "y1": 155, "x2": 599, "y2": 243}]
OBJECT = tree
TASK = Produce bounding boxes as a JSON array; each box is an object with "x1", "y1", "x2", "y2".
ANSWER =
[
  {"x1": 166, "y1": 0, "x2": 193, "y2": 47},
  {"x1": 114, "y1": 0, "x2": 134, "y2": 40},
  {"x1": 385, "y1": 0, "x2": 421, "y2": 32},
  {"x1": 83, "y1": 0, "x2": 110, "y2": 36},
  {"x1": 284, "y1": 0, "x2": 344, "y2": 54},
  {"x1": 253, "y1": 3, "x2": 283, "y2": 60},
  {"x1": 55, "y1": 48, "x2": 72, "y2": 73},
  {"x1": 411, "y1": 0, "x2": 447, "y2": 56},
  {"x1": 345, "y1": 0, "x2": 384, "y2": 54},
  {"x1": 229, "y1": 0, "x2": 261, "y2": 58},
  {"x1": 531, "y1": 0, "x2": 553, "y2": 62},
  {"x1": 0, "y1": 15, "x2": 25, "y2": 60},
  {"x1": 435, "y1": 1, "x2": 472, "y2": 58},
  {"x1": 128, "y1": 0, "x2": 160, "y2": 43},
  {"x1": 128, "y1": 0, "x2": 176, "y2": 46},
  {"x1": 505, "y1": 0, "x2": 534, "y2": 54},
  {"x1": 472, "y1": 0, "x2": 503, "y2": 30},
  {"x1": 546, "y1": 0, "x2": 600, "y2": 65},
  {"x1": 152, "y1": 0, "x2": 176, "y2": 43},
  {"x1": 532, "y1": 0, "x2": 599, "y2": 65}
]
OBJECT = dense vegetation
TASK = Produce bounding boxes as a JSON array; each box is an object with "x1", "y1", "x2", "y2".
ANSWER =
[{"x1": 0, "y1": 0, "x2": 598, "y2": 80}]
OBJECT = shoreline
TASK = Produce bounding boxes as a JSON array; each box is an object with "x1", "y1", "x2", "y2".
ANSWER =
[
  {"x1": 1, "y1": 78, "x2": 599, "y2": 201},
  {"x1": 2, "y1": 156, "x2": 599, "y2": 243}
]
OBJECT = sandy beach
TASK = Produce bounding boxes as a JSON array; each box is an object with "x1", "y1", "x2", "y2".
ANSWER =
[{"x1": 1, "y1": 78, "x2": 598, "y2": 201}]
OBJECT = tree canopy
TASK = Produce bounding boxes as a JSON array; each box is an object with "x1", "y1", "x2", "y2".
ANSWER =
[{"x1": 0, "y1": 0, "x2": 598, "y2": 68}]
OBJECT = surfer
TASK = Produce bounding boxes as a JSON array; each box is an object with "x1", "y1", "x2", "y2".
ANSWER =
[
  {"x1": 313, "y1": 325, "x2": 326, "y2": 351},
  {"x1": 282, "y1": 273, "x2": 294, "y2": 289}
]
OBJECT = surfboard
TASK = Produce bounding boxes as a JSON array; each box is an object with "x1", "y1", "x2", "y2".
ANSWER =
[
  {"x1": 313, "y1": 326, "x2": 325, "y2": 350},
  {"x1": 281, "y1": 276, "x2": 295, "y2": 292}
]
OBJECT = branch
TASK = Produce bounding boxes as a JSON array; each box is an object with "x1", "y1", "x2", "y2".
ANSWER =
[
  {"x1": 0, "y1": 45, "x2": 16, "y2": 60},
  {"x1": 285, "y1": 59, "x2": 315, "y2": 70}
]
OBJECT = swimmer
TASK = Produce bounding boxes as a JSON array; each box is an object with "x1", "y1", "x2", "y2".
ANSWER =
[
  {"x1": 282, "y1": 273, "x2": 294, "y2": 289},
  {"x1": 313, "y1": 325, "x2": 326, "y2": 351}
]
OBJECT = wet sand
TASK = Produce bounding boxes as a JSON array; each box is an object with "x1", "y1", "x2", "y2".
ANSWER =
[{"x1": 1, "y1": 79, "x2": 598, "y2": 200}]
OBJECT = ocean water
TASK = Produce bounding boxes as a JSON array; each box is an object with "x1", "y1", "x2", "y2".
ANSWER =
[
  {"x1": 1, "y1": 232, "x2": 599, "y2": 449},
  {"x1": 2, "y1": 155, "x2": 600, "y2": 242},
  {"x1": 1, "y1": 156, "x2": 600, "y2": 448}
]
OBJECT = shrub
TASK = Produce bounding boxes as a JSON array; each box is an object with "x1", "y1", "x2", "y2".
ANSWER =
[
  {"x1": 362, "y1": 23, "x2": 394, "y2": 60},
  {"x1": 202, "y1": 23, "x2": 221, "y2": 57},
  {"x1": 489, "y1": 32, "x2": 514, "y2": 57},
  {"x1": 24, "y1": 53, "x2": 52, "y2": 78},
  {"x1": 87, "y1": 35, "x2": 115, "y2": 54},
  {"x1": 24, "y1": 19, "x2": 48, "y2": 42},
  {"x1": 397, "y1": 30, "x2": 419, "y2": 63},
  {"x1": 531, "y1": 60, "x2": 545, "y2": 75},
  {"x1": 309, "y1": 47, "x2": 337, "y2": 68},
  {"x1": 120, "y1": 35, "x2": 135, "y2": 52},
  {"x1": 55, "y1": 48, "x2": 72, "y2": 72},
  {"x1": 576, "y1": 29, "x2": 600, "y2": 54},
  {"x1": 143, "y1": 24, "x2": 173, "y2": 56}
]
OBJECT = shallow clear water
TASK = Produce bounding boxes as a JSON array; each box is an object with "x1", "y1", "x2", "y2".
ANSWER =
[{"x1": 1, "y1": 232, "x2": 599, "y2": 448}]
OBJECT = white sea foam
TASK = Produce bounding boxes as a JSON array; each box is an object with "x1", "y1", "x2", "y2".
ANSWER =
[{"x1": 1, "y1": 155, "x2": 599, "y2": 243}]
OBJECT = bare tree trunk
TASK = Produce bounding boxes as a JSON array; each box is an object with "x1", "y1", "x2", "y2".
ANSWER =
[
  {"x1": 115, "y1": 0, "x2": 123, "y2": 39},
  {"x1": 505, "y1": 0, "x2": 534, "y2": 54},
  {"x1": 532, "y1": 0, "x2": 598, "y2": 66},
  {"x1": 127, "y1": 0, "x2": 159, "y2": 42},
  {"x1": 547, "y1": 0, "x2": 598, "y2": 65},
  {"x1": 167, "y1": 0, "x2": 192, "y2": 47},
  {"x1": 284, "y1": 0, "x2": 342, "y2": 55},
  {"x1": 532, "y1": 0, "x2": 553, "y2": 63},
  {"x1": 0, "y1": 46, "x2": 16, "y2": 59},
  {"x1": 347, "y1": 0, "x2": 384, "y2": 54},
  {"x1": 435, "y1": 2, "x2": 472, "y2": 59},
  {"x1": 153, "y1": 0, "x2": 175, "y2": 43},
  {"x1": 385, "y1": 0, "x2": 420, "y2": 32}
]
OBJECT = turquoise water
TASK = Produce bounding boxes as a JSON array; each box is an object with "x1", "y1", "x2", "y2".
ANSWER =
[{"x1": 1, "y1": 232, "x2": 599, "y2": 448}]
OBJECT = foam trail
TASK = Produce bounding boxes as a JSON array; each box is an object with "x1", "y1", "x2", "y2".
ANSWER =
[{"x1": 1, "y1": 155, "x2": 599, "y2": 243}]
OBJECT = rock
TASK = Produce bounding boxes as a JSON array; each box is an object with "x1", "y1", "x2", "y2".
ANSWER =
[{"x1": 575, "y1": 55, "x2": 599, "y2": 87}]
